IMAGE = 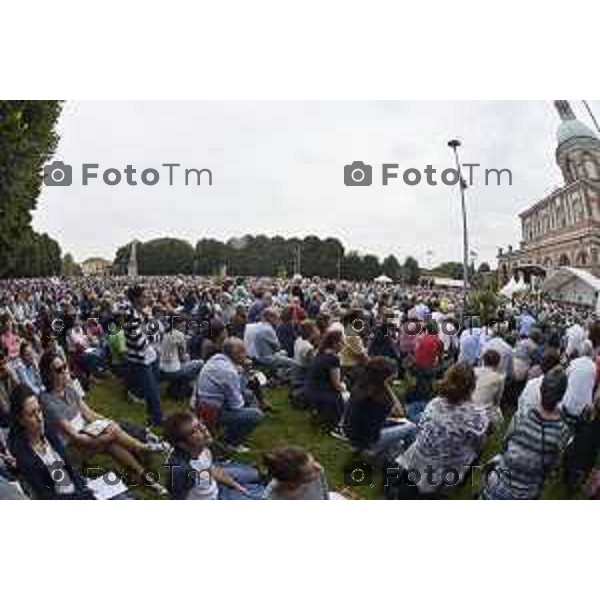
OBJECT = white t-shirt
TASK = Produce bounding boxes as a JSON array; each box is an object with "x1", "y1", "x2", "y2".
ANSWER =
[
  {"x1": 561, "y1": 356, "x2": 596, "y2": 417},
  {"x1": 243, "y1": 323, "x2": 260, "y2": 359},
  {"x1": 294, "y1": 338, "x2": 314, "y2": 366},
  {"x1": 187, "y1": 449, "x2": 218, "y2": 500},
  {"x1": 160, "y1": 330, "x2": 186, "y2": 373},
  {"x1": 36, "y1": 442, "x2": 76, "y2": 495},
  {"x1": 566, "y1": 324, "x2": 587, "y2": 357},
  {"x1": 517, "y1": 375, "x2": 543, "y2": 415}
]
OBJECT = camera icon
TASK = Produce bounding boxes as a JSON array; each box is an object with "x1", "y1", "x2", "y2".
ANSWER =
[
  {"x1": 344, "y1": 161, "x2": 372, "y2": 186},
  {"x1": 44, "y1": 160, "x2": 73, "y2": 186},
  {"x1": 48, "y1": 461, "x2": 71, "y2": 488},
  {"x1": 343, "y1": 460, "x2": 374, "y2": 487}
]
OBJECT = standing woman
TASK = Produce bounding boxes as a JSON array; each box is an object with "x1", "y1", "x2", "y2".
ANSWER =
[
  {"x1": 8, "y1": 384, "x2": 94, "y2": 500},
  {"x1": 305, "y1": 330, "x2": 346, "y2": 431},
  {"x1": 123, "y1": 285, "x2": 163, "y2": 426}
]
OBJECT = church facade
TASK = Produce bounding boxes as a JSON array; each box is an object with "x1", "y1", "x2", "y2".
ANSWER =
[{"x1": 497, "y1": 101, "x2": 600, "y2": 283}]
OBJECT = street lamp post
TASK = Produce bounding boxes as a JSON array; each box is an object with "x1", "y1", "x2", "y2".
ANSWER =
[{"x1": 448, "y1": 139, "x2": 470, "y2": 316}]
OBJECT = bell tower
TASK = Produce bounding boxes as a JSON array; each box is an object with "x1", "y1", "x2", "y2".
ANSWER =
[{"x1": 554, "y1": 100, "x2": 600, "y2": 185}]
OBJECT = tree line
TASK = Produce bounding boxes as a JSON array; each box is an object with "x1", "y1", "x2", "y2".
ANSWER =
[
  {"x1": 0, "y1": 101, "x2": 63, "y2": 278},
  {"x1": 112, "y1": 235, "x2": 423, "y2": 282}
]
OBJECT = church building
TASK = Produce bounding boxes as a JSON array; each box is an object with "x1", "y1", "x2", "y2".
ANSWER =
[{"x1": 498, "y1": 101, "x2": 600, "y2": 283}]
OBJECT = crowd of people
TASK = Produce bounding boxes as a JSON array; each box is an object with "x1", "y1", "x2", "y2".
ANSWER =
[{"x1": 1, "y1": 273, "x2": 599, "y2": 500}]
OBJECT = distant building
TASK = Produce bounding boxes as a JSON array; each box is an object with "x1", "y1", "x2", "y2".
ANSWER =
[
  {"x1": 81, "y1": 257, "x2": 112, "y2": 276},
  {"x1": 498, "y1": 101, "x2": 600, "y2": 284}
]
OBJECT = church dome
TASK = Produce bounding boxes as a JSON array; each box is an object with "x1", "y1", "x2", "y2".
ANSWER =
[{"x1": 557, "y1": 118, "x2": 598, "y2": 146}]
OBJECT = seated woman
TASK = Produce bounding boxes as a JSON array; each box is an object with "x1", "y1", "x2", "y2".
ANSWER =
[
  {"x1": 38, "y1": 351, "x2": 167, "y2": 495},
  {"x1": 0, "y1": 317, "x2": 21, "y2": 363},
  {"x1": 199, "y1": 318, "x2": 227, "y2": 361},
  {"x1": 481, "y1": 367, "x2": 571, "y2": 500},
  {"x1": 472, "y1": 349, "x2": 505, "y2": 431},
  {"x1": 8, "y1": 384, "x2": 94, "y2": 499},
  {"x1": 263, "y1": 446, "x2": 329, "y2": 500},
  {"x1": 398, "y1": 363, "x2": 488, "y2": 497},
  {"x1": 342, "y1": 357, "x2": 417, "y2": 459},
  {"x1": 163, "y1": 410, "x2": 264, "y2": 500},
  {"x1": 305, "y1": 330, "x2": 346, "y2": 431},
  {"x1": 292, "y1": 320, "x2": 319, "y2": 389},
  {"x1": 66, "y1": 315, "x2": 108, "y2": 382},
  {"x1": 339, "y1": 310, "x2": 369, "y2": 383}
]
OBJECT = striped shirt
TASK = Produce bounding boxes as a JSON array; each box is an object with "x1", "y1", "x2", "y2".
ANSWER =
[
  {"x1": 482, "y1": 408, "x2": 571, "y2": 499},
  {"x1": 123, "y1": 307, "x2": 157, "y2": 365}
]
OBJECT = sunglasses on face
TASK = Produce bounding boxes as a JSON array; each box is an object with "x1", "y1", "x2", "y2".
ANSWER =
[{"x1": 53, "y1": 364, "x2": 67, "y2": 374}]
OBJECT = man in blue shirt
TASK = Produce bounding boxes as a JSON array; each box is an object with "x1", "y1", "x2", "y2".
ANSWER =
[
  {"x1": 14, "y1": 342, "x2": 45, "y2": 397},
  {"x1": 518, "y1": 307, "x2": 536, "y2": 338},
  {"x1": 196, "y1": 337, "x2": 263, "y2": 451},
  {"x1": 251, "y1": 308, "x2": 299, "y2": 373}
]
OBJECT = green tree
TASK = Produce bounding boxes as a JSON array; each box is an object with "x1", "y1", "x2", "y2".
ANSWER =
[
  {"x1": 61, "y1": 252, "x2": 82, "y2": 276},
  {"x1": 0, "y1": 101, "x2": 63, "y2": 277},
  {"x1": 139, "y1": 238, "x2": 195, "y2": 275},
  {"x1": 362, "y1": 254, "x2": 381, "y2": 280},
  {"x1": 432, "y1": 261, "x2": 464, "y2": 280},
  {"x1": 403, "y1": 256, "x2": 420, "y2": 284},
  {"x1": 382, "y1": 254, "x2": 402, "y2": 280},
  {"x1": 342, "y1": 251, "x2": 363, "y2": 280},
  {"x1": 195, "y1": 238, "x2": 228, "y2": 275}
]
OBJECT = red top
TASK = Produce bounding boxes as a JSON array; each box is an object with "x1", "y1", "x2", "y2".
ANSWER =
[{"x1": 413, "y1": 333, "x2": 443, "y2": 369}]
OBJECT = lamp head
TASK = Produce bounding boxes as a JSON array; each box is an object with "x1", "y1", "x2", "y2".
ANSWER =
[{"x1": 447, "y1": 139, "x2": 461, "y2": 149}]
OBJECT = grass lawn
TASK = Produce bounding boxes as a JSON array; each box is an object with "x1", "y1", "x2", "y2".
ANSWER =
[{"x1": 86, "y1": 377, "x2": 577, "y2": 500}]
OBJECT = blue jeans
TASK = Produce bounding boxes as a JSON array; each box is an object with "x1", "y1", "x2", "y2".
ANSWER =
[
  {"x1": 127, "y1": 360, "x2": 162, "y2": 425},
  {"x1": 368, "y1": 421, "x2": 418, "y2": 456},
  {"x1": 406, "y1": 400, "x2": 427, "y2": 424},
  {"x1": 217, "y1": 462, "x2": 264, "y2": 500},
  {"x1": 220, "y1": 407, "x2": 264, "y2": 446}
]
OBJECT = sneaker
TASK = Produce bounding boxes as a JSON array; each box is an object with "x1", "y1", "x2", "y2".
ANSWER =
[
  {"x1": 127, "y1": 391, "x2": 145, "y2": 405},
  {"x1": 229, "y1": 444, "x2": 251, "y2": 454},
  {"x1": 329, "y1": 428, "x2": 349, "y2": 442},
  {"x1": 146, "y1": 440, "x2": 171, "y2": 453},
  {"x1": 147, "y1": 481, "x2": 169, "y2": 496},
  {"x1": 145, "y1": 428, "x2": 162, "y2": 444}
]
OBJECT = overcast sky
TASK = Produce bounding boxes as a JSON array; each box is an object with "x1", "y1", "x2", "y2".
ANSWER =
[{"x1": 31, "y1": 100, "x2": 600, "y2": 268}]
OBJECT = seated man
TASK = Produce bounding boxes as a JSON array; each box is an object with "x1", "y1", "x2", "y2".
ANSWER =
[
  {"x1": 163, "y1": 410, "x2": 263, "y2": 500},
  {"x1": 561, "y1": 340, "x2": 596, "y2": 426},
  {"x1": 249, "y1": 308, "x2": 299, "y2": 372},
  {"x1": 195, "y1": 337, "x2": 264, "y2": 451},
  {"x1": 159, "y1": 317, "x2": 203, "y2": 399},
  {"x1": 14, "y1": 341, "x2": 45, "y2": 397},
  {"x1": 481, "y1": 367, "x2": 571, "y2": 500}
]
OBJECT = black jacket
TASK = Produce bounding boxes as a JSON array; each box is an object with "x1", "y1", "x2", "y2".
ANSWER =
[{"x1": 8, "y1": 424, "x2": 94, "y2": 500}]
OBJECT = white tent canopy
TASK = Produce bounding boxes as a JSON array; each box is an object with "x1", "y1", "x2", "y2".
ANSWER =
[
  {"x1": 374, "y1": 274, "x2": 393, "y2": 283},
  {"x1": 541, "y1": 267, "x2": 600, "y2": 308},
  {"x1": 499, "y1": 276, "x2": 528, "y2": 298},
  {"x1": 433, "y1": 277, "x2": 464, "y2": 289}
]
